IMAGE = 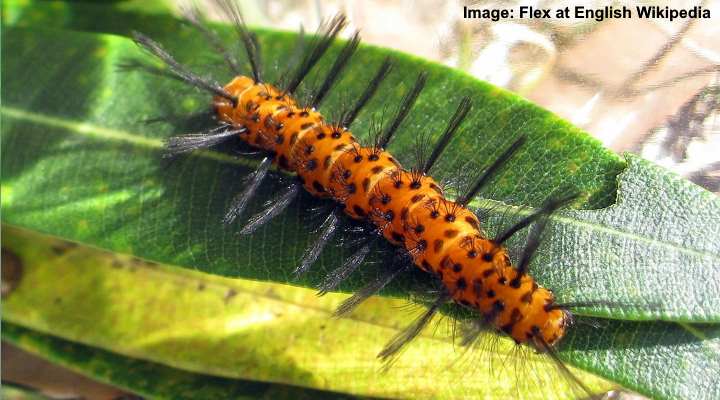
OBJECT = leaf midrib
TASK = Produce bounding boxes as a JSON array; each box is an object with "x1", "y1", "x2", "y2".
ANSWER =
[
  {"x1": 677, "y1": 323, "x2": 720, "y2": 354},
  {"x1": 0, "y1": 106, "x2": 249, "y2": 166},
  {"x1": 4, "y1": 107, "x2": 712, "y2": 353},
  {"x1": 550, "y1": 211, "x2": 718, "y2": 260},
  {"x1": 3, "y1": 106, "x2": 716, "y2": 265}
]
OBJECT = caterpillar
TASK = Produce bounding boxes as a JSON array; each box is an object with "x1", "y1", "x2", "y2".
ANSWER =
[{"x1": 130, "y1": 1, "x2": 619, "y2": 397}]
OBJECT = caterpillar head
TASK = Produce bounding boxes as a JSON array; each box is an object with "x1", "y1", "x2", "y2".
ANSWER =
[
  {"x1": 533, "y1": 306, "x2": 572, "y2": 348},
  {"x1": 222, "y1": 75, "x2": 256, "y2": 98}
]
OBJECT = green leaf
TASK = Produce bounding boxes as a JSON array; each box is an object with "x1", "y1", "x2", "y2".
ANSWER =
[
  {"x1": 2, "y1": 0, "x2": 176, "y2": 28},
  {"x1": 2, "y1": 0, "x2": 264, "y2": 39},
  {"x1": 2, "y1": 225, "x2": 613, "y2": 400},
  {"x1": 2, "y1": 323, "x2": 365, "y2": 400},
  {"x1": 1, "y1": 384, "x2": 52, "y2": 400},
  {"x1": 1, "y1": 13, "x2": 719, "y2": 400},
  {"x1": 491, "y1": 153, "x2": 720, "y2": 322},
  {"x1": 0, "y1": 25, "x2": 627, "y2": 286}
]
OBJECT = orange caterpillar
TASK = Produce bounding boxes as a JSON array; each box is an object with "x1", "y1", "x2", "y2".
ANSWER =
[
  {"x1": 214, "y1": 74, "x2": 569, "y2": 348},
  {"x1": 131, "y1": 0, "x2": 589, "y2": 391}
]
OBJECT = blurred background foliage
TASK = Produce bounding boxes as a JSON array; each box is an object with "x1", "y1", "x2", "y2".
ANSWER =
[{"x1": 215, "y1": 0, "x2": 719, "y2": 193}]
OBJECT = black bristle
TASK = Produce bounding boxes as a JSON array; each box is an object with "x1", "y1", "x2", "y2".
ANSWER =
[
  {"x1": 458, "y1": 136, "x2": 526, "y2": 206},
  {"x1": 376, "y1": 71, "x2": 427, "y2": 149},
  {"x1": 317, "y1": 239, "x2": 374, "y2": 295},
  {"x1": 284, "y1": 14, "x2": 348, "y2": 94},
  {"x1": 182, "y1": 3, "x2": 242, "y2": 75},
  {"x1": 377, "y1": 290, "x2": 450, "y2": 364},
  {"x1": 223, "y1": 157, "x2": 273, "y2": 224},
  {"x1": 421, "y1": 96, "x2": 472, "y2": 174},
  {"x1": 311, "y1": 31, "x2": 361, "y2": 108},
  {"x1": 295, "y1": 210, "x2": 343, "y2": 276},
  {"x1": 546, "y1": 300, "x2": 661, "y2": 312},
  {"x1": 164, "y1": 126, "x2": 244, "y2": 158},
  {"x1": 278, "y1": 26, "x2": 306, "y2": 89},
  {"x1": 512, "y1": 211, "x2": 548, "y2": 281},
  {"x1": 495, "y1": 191, "x2": 580, "y2": 246},
  {"x1": 213, "y1": 0, "x2": 262, "y2": 82},
  {"x1": 340, "y1": 57, "x2": 394, "y2": 128},
  {"x1": 334, "y1": 261, "x2": 412, "y2": 317},
  {"x1": 534, "y1": 337, "x2": 595, "y2": 398},
  {"x1": 131, "y1": 31, "x2": 238, "y2": 104},
  {"x1": 239, "y1": 183, "x2": 301, "y2": 235}
]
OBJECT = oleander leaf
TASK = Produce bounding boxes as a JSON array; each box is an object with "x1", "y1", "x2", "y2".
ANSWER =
[
  {"x1": 2, "y1": 6, "x2": 719, "y2": 399},
  {"x1": 2, "y1": 225, "x2": 612, "y2": 400},
  {"x1": 1, "y1": 322, "x2": 364, "y2": 400}
]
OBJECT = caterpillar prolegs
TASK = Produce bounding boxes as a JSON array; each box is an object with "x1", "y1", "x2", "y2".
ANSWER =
[{"x1": 130, "y1": 1, "x2": 618, "y2": 396}]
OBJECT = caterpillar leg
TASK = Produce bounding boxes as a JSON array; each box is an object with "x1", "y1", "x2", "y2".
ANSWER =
[
  {"x1": 294, "y1": 209, "x2": 343, "y2": 276},
  {"x1": 239, "y1": 182, "x2": 301, "y2": 235},
  {"x1": 316, "y1": 238, "x2": 376, "y2": 295},
  {"x1": 222, "y1": 157, "x2": 273, "y2": 224},
  {"x1": 333, "y1": 256, "x2": 413, "y2": 317}
]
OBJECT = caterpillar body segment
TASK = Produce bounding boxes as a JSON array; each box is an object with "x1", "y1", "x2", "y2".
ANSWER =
[{"x1": 213, "y1": 76, "x2": 570, "y2": 348}]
